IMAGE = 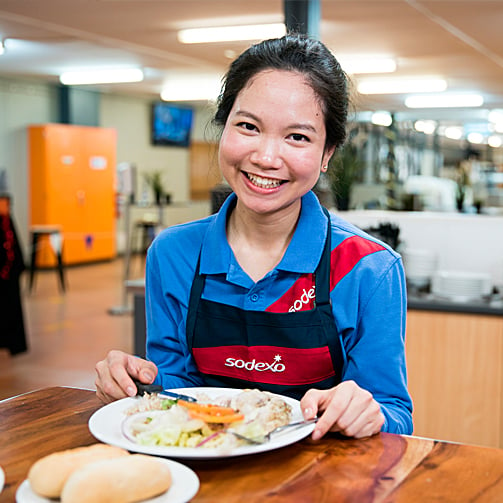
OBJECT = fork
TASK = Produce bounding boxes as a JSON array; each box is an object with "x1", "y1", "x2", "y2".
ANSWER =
[{"x1": 227, "y1": 417, "x2": 318, "y2": 445}]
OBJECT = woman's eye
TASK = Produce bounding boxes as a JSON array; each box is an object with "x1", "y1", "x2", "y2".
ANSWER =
[
  {"x1": 290, "y1": 133, "x2": 310, "y2": 142},
  {"x1": 237, "y1": 121, "x2": 257, "y2": 132}
]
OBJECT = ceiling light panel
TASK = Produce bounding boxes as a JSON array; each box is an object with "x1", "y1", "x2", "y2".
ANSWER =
[
  {"x1": 371, "y1": 111, "x2": 392, "y2": 127},
  {"x1": 178, "y1": 23, "x2": 286, "y2": 44},
  {"x1": 405, "y1": 94, "x2": 484, "y2": 109},
  {"x1": 60, "y1": 68, "x2": 144, "y2": 85},
  {"x1": 337, "y1": 57, "x2": 396, "y2": 75},
  {"x1": 488, "y1": 136, "x2": 502, "y2": 148},
  {"x1": 161, "y1": 73, "x2": 222, "y2": 102},
  {"x1": 467, "y1": 132, "x2": 484, "y2": 144},
  {"x1": 443, "y1": 126, "x2": 464, "y2": 140},
  {"x1": 358, "y1": 78, "x2": 447, "y2": 95},
  {"x1": 414, "y1": 120, "x2": 437, "y2": 135}
]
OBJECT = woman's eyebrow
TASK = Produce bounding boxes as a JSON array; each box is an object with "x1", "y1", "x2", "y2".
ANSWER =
[
  {"x1": 234, "y1": 110, "x2": 258, "y2": 120},
  {"x1": 288, "y1": 122, "x2": 317, "y2": 133}
]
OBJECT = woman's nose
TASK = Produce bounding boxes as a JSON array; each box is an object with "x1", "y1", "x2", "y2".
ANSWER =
[{"x1": 250, "y1": 137, "x2": 283, "y2": 169}]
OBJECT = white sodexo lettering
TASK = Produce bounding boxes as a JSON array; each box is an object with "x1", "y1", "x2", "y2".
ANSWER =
[
  {"x1": 288, "y1": 286, "x2": 315, "y2": 312},
  {"x1": 224, "y1": 357, "x2": 286, "y2": 373}
]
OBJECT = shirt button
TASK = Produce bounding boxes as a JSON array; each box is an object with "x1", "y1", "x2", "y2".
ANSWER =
[{"x1": 250, "y1": 293, "x2": 259, "y2": 302}]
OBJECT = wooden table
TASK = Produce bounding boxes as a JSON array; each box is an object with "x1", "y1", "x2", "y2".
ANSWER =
[{"x1": 1, "y1": 387, "x2": 502, "y2": 502}]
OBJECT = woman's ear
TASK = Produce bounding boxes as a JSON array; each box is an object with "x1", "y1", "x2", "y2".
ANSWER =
[{"x1": 321, "y1": 146, "x2": 336, "y2": 172}]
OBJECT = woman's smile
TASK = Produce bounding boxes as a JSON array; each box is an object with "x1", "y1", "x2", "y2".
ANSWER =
[{"x1": 244, "y1": 171, "x2": 286, "y2": 190}]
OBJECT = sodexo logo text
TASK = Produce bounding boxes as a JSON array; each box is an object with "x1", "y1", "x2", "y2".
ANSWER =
[{"x1": 224, "y1": 354, "x2": 285, "y2": 373}]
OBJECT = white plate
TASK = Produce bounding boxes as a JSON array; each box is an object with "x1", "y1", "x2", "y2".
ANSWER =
[
  {"x1": 15, "y1": 457, "x2": 199, "y2": 503},
  {"x1": 0, "y1": 465, "x2": 4, "y2": 494},
  {"x1": 89, "y1": 387, "x2": 315, "y2": 459}
]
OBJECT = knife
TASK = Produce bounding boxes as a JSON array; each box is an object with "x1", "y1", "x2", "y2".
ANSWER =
[{"x1": 133, "y1": 380, "x2": 197, "y2": 402}]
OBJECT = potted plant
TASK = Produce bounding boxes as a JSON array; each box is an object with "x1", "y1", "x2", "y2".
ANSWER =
[
  {"x1": 326, "y1": 142, "x2": 361, "y2": 211},
  {"x1": 455, "y1": 161, "x2": 470, "y2": 212},
  {"x1": 144, "y1": 171, "x2": 170, "y2": 205}
]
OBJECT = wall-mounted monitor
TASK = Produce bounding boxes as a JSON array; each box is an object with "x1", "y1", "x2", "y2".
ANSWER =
[{"x1": 151, "y1": 102, "x2": 193, "y2": 147}]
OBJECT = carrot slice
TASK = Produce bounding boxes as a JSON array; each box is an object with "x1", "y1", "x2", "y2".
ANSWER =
[
  {"x1": 178, "y1": 400, "x2": 237, "y2": 416},
  {"x1": 188, "y1": 410, "x2": 245, "y2": 423}
]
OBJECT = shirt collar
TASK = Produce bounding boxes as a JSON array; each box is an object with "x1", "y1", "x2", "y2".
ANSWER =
[
  {"x1": 277, "y1": 191, "x2": 327, "y2": 273},
  {"x1": 200, "y1": 190, "x2": 328, "y2": 276}
]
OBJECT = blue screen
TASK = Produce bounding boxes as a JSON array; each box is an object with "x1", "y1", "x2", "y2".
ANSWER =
[{"x1": 151, "y1": 103, "x2": 193, "y2": 147}]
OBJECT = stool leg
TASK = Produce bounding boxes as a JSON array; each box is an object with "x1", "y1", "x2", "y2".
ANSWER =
[
  {"x1": 56, "y1": 247, "x2": 66, "y2": 292},
  {"x1": 29, "y1": 233, "x2": 38, "y2": 292}
]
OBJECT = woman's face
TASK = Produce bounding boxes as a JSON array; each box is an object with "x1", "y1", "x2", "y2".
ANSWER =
[{"x1": 219, "y1": 69, "x2": 334, "y2": 217}]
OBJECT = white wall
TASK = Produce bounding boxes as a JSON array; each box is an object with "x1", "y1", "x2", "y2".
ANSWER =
[
  {"x1": 342, "y1": 210, "x2": 503, "y2": 289},
  {"x1": 0, "y1": 77, "x2": 58, "y2": 255}
]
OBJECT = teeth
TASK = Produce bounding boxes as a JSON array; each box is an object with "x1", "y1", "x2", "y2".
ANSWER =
[{"x1": 247, "y1": 172, "x2": 282, "y2": 189}]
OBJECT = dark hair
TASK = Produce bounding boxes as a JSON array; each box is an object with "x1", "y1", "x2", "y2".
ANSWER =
[{"x1": 214, "y1": 33, "x2": 348, "y2": 151}]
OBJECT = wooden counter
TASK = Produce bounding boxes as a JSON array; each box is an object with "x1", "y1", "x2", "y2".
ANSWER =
[{"x1": 406, "y1": 309, "x2": 503, "y2": 448}]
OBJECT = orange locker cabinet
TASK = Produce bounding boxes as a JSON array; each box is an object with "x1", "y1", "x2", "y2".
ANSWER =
[{"x1": 29, "y1": 124, "x2": 117, "y2": 266}]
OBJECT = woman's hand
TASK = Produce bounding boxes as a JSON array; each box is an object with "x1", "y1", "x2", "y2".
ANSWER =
[
  {"x1": 300, "y1": 380, "x2": 385, "y2": 440},
  {"x1": 95, "y1": 349, "x2": 158, "y2": 403}
]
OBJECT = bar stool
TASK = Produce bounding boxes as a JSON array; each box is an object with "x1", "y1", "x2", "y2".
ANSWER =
[
  {"x1": 133, "y1": 220, "x2": 157, "y2": 256},
  {"x1": 29, "y1": 225, "x2": 66, "y2": 293},
  {"x1": 127, "y1": 219, "x2": 158, "y2": 276}
]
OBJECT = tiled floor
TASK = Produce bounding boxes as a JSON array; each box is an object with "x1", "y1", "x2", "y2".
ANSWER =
[{"x1": 0, "y1": 258, "x2": 137, "y2": 401}]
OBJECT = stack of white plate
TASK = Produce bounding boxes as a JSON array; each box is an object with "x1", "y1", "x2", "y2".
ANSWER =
[
  {"x1": 402, "y1": 249, "x2": 438, "y2": 288},
  {"x1": 431, "y1": 271, "x2": 492, "y2": 302}
]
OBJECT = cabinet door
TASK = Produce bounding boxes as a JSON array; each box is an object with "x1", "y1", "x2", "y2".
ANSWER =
[
  {"x1": 406, "y1": 310, "x2": 503, "y2": 448},
  {"x1": 77, "y1": 127, "x2": 116, "y2": 262},
  {"x1": 30, "y1": 124, "x2": 85, "y2": 266}
]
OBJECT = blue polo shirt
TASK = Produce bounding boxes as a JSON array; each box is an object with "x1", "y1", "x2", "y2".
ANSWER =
[{"x1": 146, "y1": 191, "x2": 412, "y2": 434}]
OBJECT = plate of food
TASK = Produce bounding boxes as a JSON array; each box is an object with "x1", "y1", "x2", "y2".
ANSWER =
[
  {"x1": 88, "y1": 387, "x2": 315, "y2": 459},
  {"x1": 16, "y1": 447, "x2": 199, "y2": 503}
]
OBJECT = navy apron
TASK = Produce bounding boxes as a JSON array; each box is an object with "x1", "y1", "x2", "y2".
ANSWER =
[{"x1": 186, "y1": 209, "x2": 344, "y2": 400}]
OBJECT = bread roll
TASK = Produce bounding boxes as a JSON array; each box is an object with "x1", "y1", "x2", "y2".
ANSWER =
[
  {"x1": 28, "y1": 443, "x2": 129, "y2": 498},
  {"x1": 60, "y1": 454, "x2": 172, "y2": 503}
]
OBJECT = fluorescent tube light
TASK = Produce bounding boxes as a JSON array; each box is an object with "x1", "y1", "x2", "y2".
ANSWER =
[
  {"x1": 467, "y1": 132, "x2": 484, "y2": 144},
  {"x1": 371, "y1": 111, "x2": 392, "y2": 127},
  {"x1": 337, "y1": 57, "x2": 396, "y2": 75},
  {"x1": 488, "y1": 110, "x2": 503, "y2": 133},
  {"x1": 444, "y1": 127, "x2": 463, "y2": 140},
  {"x1": 414, "y1": 120, "x2": 437, "y2": 135},
  {"x1": 488, "y1": 109, "x2": 503, "y2": 123},
  {"x1": 358, "y1": 78, "x2": 447, "y2": 95},
  {"x1": 161, "y1": 74, "x2": 222, "y2": 102},
  {"x1": 488, "y1": 135, "x2": 502, "y2": 148},
  {"x1": 405, "y1": 94, "x2": 483, "y2": 108},
  {"x1": 60, "y1": 68, "x2": 144, "y2": 85},
  {"x1": 178, "y1": 23, "x2": 286, "y2": 44}
]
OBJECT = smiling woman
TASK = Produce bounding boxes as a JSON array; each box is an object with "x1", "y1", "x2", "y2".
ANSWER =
[{"x1": 96, "y1": 33, "x2": 413, "y2": 441}]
